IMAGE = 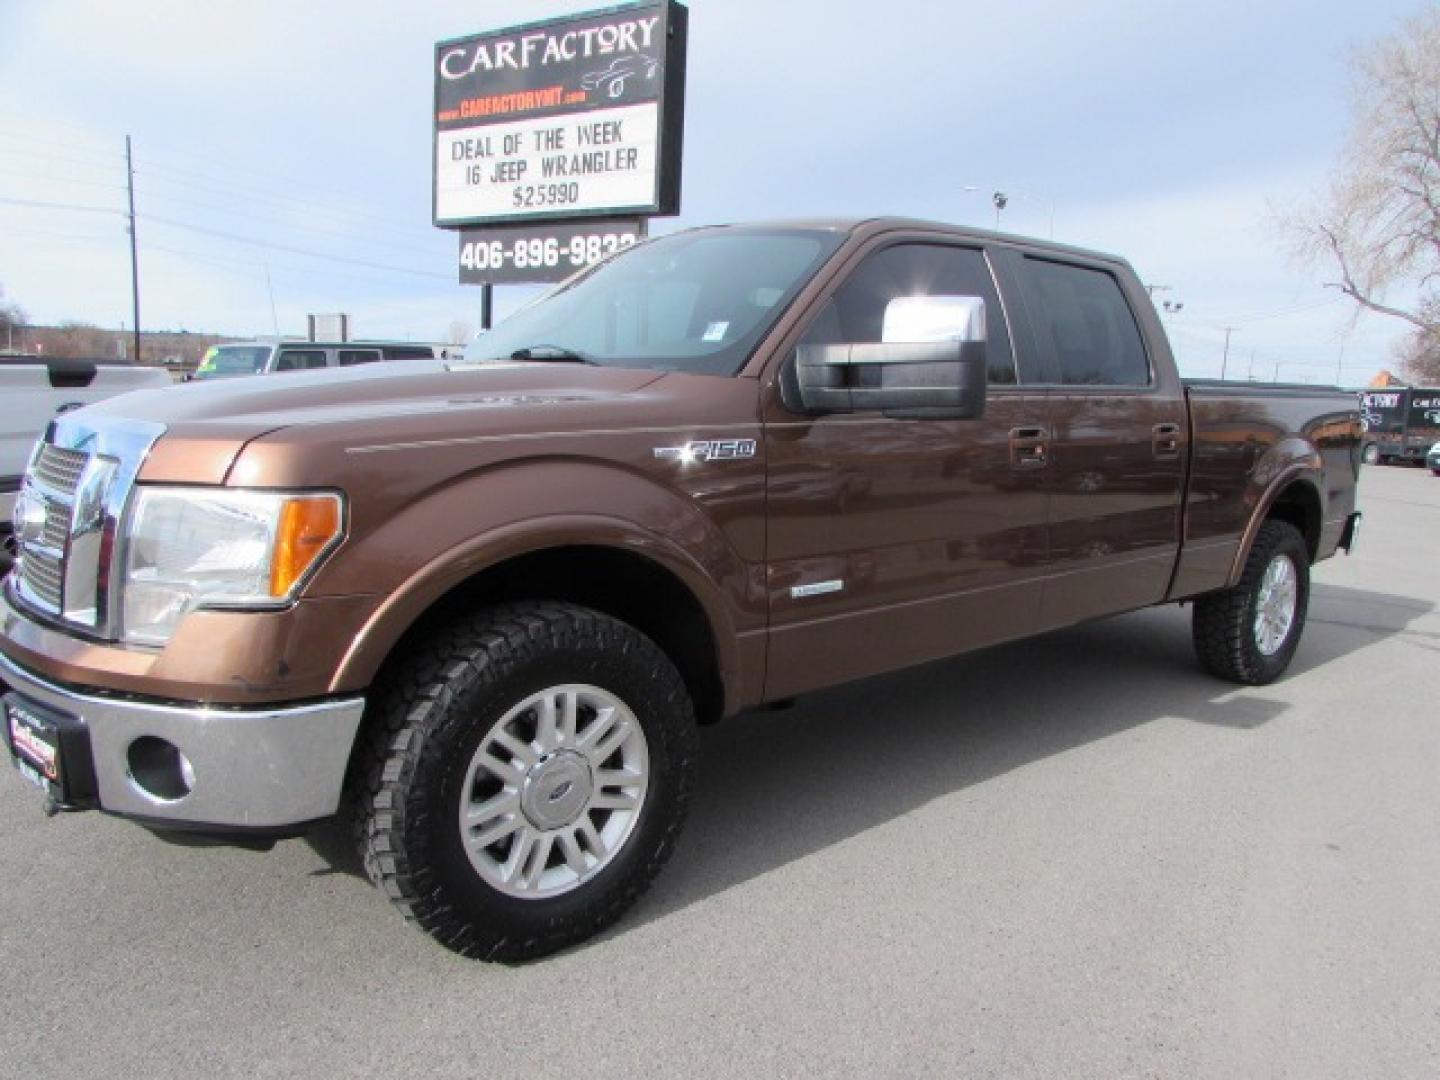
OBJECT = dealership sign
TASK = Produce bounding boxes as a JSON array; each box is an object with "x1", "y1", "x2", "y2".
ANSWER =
[{"x1": 434, "y1": 1, "x2": 687, "y2": 230}]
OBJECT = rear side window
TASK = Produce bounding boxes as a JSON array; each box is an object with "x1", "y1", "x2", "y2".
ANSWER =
[
  {"x1": 339, "y1": 349, "x2": 381, "y2": 366},
  {"x1": 1021, "y1": 258, "x2": 1150, "y2": 386},
  {"x1": 275, "y1": 349, "x2": 328, "y2": 371},
  {"x1": 798, "y1": 244, "x2": 1017, "y2": 384},
  {"x1": 381, "y1": 346, "x2": 436, "y2": 361}
]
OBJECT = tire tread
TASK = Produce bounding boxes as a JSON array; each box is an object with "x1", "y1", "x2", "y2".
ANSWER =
[
  {"x1": 350, "y1": 601, "x2": 697, "y2": 961},
  {"x1": 1192, "y1": 520, "x2": 1309, "y2": 685}
]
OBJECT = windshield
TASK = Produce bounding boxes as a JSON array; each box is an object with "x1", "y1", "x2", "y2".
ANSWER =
[
  {"x1": 194, "y1": 345, "x2": 272, "y2": 380},
  {"x1": 462, "y1": 228, "x2": 842, "y2": 376}
]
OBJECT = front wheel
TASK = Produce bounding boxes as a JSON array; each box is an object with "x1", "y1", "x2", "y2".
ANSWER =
[
  {"x1": 1192, "y1": 521, "x2": 1310, "y2": 685},
  {"x1": 353, "y1": 602, "x2": 698, "y2": 961}
]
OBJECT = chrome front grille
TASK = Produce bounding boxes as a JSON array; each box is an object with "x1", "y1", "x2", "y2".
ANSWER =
[
  {"x1": 10, "y1": 417, "x2": 166, "y2": 639},
  {"x1": 18, "y1": 446, "x2": 92, "y2": 616},
  {"x1": 32, "y1": 445, "x2": 89, "y2": 494}
]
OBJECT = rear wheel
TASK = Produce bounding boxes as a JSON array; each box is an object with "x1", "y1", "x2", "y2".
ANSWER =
[
  {"x1": 353, "y1": 602, "x2": 698, "y2": 961},
  {"x1": 1193, "y1": 520, "x2": 1310, "y2": 685}
]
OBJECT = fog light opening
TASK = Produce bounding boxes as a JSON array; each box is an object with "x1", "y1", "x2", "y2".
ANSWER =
[{"x1": 126, "y1": 737, "x2": 194, "y2": 802}]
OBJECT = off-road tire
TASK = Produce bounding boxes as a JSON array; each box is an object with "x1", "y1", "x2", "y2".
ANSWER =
[
  {"x1": 352, "y1": 602, "x2": 698, "y2": 961},
  {"x1": 1192, "y1": 520, "x2": 1310, "y2": 685}
]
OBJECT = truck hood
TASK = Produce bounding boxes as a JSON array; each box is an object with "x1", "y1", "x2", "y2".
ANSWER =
[
  {"x1": 86, "y1": 359, "x2": 667, "y2": 430},
  {"x1": 77, "y1": 360, "x2": 675, "y2": 485}
]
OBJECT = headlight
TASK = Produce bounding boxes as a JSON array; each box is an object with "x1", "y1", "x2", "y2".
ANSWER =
[{"x1": 121, "y1": 487, "x2": 343, "y2": 646}]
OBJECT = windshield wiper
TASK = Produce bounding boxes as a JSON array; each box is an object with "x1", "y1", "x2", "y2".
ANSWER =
[{"x1": 509, "y1": 345, "x2": 596, "y2": 364}]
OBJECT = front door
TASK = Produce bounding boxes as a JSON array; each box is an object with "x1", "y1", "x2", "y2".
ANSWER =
[{"x1": 761, "y1": 239, "x2": 1052, "y2": 700}]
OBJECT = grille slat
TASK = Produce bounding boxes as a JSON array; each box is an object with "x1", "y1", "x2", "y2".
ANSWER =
[
  {"x1": 40, "y1": 504, "x2": 69, "y2": 550},
  {"x1": 32, "y1": 445, "x2": 88, "y2": 495},
  {"x1": 20, "y1": 549, "x2": 63, "y2": 610}
]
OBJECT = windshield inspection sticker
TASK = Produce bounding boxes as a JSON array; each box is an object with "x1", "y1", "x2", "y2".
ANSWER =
[{"x1": 701, "y1": 321, "x2": 729, "y2": 342}]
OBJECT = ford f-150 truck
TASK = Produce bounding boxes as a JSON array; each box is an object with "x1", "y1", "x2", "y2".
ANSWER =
[{"x1": 1, "y1": 219, "x2": 1362, "y2": 960}]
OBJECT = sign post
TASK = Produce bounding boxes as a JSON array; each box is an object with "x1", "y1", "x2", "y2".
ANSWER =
[{"x1": 433, "y1": 0, "x2": 687, "y2": 308}]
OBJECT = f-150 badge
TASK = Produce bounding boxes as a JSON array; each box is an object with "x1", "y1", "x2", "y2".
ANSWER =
[{"x1": 654, "y1": 439, "x2": 757, "y2": 463}]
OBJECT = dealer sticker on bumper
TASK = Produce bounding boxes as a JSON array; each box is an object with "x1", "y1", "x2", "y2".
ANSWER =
[{"x1": 6, "y1": 698, "x2": 60, "y2": 791}]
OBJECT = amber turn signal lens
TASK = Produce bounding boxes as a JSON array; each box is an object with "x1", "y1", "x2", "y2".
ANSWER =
[{"x1": 269, "y1": 496, "x2": 342, "y2": 597}]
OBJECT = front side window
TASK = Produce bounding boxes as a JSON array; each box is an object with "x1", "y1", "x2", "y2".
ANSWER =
[
  {"x1": 462, "y1": 228, "x2": 843, "y2": 376},
  {"x1": 1020, "y1": 258, "x2": 1150, "y2": 386},
  {"x1": 338, "y1": 350, "x2": 381, "y2": 366},
  {"x1": 796, "y1": 244, "x2": 1017, "y2": 384},
  {"x1": 193, "y1": 345, "x2": 271, "y2": 380}
]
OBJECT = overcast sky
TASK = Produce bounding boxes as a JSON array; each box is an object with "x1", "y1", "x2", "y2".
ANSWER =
[{"x1": 0, "y1": 0, "x2": 1430, "y2": 383}]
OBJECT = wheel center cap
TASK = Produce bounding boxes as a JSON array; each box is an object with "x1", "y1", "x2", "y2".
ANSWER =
[{"x1": 520, "y1": 750, "x2": 592, "y2": 830}]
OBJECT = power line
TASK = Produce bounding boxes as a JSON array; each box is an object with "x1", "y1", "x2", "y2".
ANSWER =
[
  {"x1": 128, "y1": 181, "x2": 448, "y2": 260},
  {"x1": 0, "y1": 164, "x2": 129, "y2": 193},
  {"x1": 0, "y1": 195, "x2": 123, "y2": 216},
  {"x1": 137, "y1": 211, "x2": 451, "y2": 279},
  {"x1": 139, "y1": 240, "x2": 464, "y2": 291},
  {"x1": 1, "y1": 195, "x2": 449, "y2": 280},
  {"x1": 132, "y1": 157, "x2": 435, "y2": 240}
]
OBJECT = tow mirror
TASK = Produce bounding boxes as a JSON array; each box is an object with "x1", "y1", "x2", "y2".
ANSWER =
[{"x1": 788, "y1": 296, "x2": 988, "y2": 419}]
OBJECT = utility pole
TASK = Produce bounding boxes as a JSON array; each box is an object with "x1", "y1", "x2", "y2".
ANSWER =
[
  {"x1": 1220, "y1": 326, "x2": 1238, "y2": 380},
  {"x1": 125, "y1": 135, "x2": 141, "y2": 366}
]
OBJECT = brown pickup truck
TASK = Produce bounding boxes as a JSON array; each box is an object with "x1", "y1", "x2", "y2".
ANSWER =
[{"x1": 2, "y1": 218, "x2": 1361, "y2": 960}]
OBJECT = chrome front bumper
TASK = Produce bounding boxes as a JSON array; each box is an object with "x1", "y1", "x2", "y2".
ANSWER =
[{"x1": 0, "y1": 649, "x2": 364, "y2": 830}]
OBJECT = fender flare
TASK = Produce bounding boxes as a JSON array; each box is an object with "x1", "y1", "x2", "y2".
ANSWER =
[
  {"x1": 1225, "y1": 462, "x2": 1323, "y2": 588},
  {"x1": 328, "y1": 512, "x2": 744, "y2": 711}
]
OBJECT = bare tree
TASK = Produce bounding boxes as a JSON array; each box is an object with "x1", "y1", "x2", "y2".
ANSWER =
[
  {"x1": 47, "y1": 321, "x2": 113, "y2": 359},
  {"x1": 0, "y1": 284, "x2": 25, "y2": 349},
  {"x1": 1285, "y1": 9, "x2": 1440, "y2": 382},
  {"x1": 1390, "y1": 316, "x2": 1440, "y2": 382}
]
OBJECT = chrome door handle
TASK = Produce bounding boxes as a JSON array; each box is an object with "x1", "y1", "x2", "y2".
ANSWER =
[
  {"x1": 1010, "y1": 426, "x2": 1049, "y2": 470},
  {"x1": 1152, "y1": 422, "x2": 1181, "y2": 460}
]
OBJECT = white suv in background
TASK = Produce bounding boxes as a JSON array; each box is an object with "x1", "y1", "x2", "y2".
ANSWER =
[
  {"x1": 2, "y1": 354, "x2": 171, "y2": 572},
  {"x1": 192, "y1": 340, "x2": 455, "y2": 380}
]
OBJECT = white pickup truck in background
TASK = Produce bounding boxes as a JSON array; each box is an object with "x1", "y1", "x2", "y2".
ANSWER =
[{"x1": 1, "y1": 355, "x2": 172, "y2": 571}]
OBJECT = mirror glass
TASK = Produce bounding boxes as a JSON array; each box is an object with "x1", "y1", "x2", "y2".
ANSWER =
[{"x1": 881, "y1": 295, "x2": 985, "y2": 344}]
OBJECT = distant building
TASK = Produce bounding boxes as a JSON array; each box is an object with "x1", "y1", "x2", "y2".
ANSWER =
[{"x1": 1367, "y1": 369, "x2": 1407, "y2": 388}]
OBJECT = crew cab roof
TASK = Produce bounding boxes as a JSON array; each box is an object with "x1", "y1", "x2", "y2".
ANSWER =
[{"x1": 698, "y1": 217, "x2": 1134, "y2": 271}]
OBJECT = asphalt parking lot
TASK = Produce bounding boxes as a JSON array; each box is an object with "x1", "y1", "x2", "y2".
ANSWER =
[{"x1": 2, "y1": 463, "x2": 1437, "y2": 1079}]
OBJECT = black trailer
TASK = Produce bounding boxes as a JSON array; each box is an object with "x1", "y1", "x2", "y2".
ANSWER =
[{"x1": 1359, "y1": 387, "x2": 1440, "y2": 464}]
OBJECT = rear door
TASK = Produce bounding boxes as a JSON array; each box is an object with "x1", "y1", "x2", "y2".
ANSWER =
[
  {"x1": 1000, "y1": 251, "x2": 1186, "y2": 628},
  {"x1": 761, "y1": 236, "x2": 1052, "y2": 699}
]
